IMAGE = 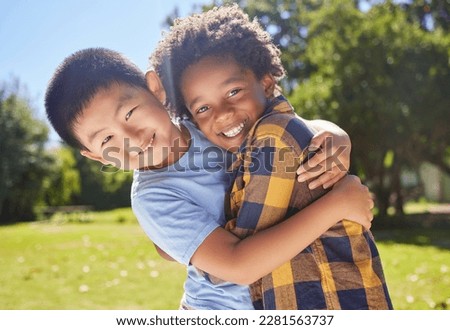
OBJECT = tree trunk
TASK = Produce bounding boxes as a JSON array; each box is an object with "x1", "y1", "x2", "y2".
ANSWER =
[
  {"x1": 392, "y1": 165, "x2": 405, "y2": 215},
  {"x1": 375, "y1": 162, "x2": 390, "y2": 217},
  {"x1": 376, "y1": 187, "x2": 390, "y2": 217}
]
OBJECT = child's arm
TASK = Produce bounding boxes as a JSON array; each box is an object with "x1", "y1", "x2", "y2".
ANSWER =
[
  {"x1": 134, "y1": 149, "x2": 371, "y2": 285},
  {"x1": 191, "y1": 174, "x2": 373, "y2": 285},
  {"x1": 296, "y1": 118, "x2": 351, "y2": 189},
  {"x1": 134, "y1": 120, "x2": 368, "y2": 284},
  {"x1": 190, "y1": 119, "x2": 371, "y2": 284}
]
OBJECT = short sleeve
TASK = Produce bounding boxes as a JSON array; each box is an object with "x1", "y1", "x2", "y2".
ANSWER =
[{"x1": 132, "y1": 186, "x2": 221, "y2": 265}]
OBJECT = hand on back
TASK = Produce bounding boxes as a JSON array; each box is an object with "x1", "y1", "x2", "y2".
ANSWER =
[
  {"x1": 330, "y1": 175, "x2": 374, "y2": 229},
  {"x1": 297, "y1": 130, "x2": 351, "y2": 189}
]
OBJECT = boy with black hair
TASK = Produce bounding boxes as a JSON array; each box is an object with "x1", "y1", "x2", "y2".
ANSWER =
[
  {"x1": 151, "y1": 4, "x2": 392, "y2": 309},
  {"x1": 46, "y1": 47, "x2": 374, "y2": 310}
]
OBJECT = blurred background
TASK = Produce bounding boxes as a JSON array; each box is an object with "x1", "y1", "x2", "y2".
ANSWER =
[{"x1": 1, "y1": 0, "x2": 449, "y2": 310}]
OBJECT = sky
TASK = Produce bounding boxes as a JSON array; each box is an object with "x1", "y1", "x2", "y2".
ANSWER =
[{"x1": 0, "y1": 0, "x2": 211, "y2": 144}]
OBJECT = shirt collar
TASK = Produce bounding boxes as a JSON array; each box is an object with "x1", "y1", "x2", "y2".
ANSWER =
[{"x1": 237, "y1": 94, "x2": 294, "y2": 153}]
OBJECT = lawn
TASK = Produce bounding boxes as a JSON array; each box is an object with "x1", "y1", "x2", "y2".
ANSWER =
[
  {"x1": 0, "y1": 208, "x2": 185, "y2": 309},
  {"x1": 375, "y1": 229, "x2": 450, "y2": 309},
  {"x1": 0, "y1": 208, "x2": 449, "y2": 310}
]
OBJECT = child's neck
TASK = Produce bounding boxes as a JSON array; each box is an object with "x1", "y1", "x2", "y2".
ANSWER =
[{"x1": 168, "y1": 123, "x2": 190, "y2": 165}]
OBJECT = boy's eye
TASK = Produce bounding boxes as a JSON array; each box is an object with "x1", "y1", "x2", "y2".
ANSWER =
[
  {"x1": 101, "y1": 135, "x2": 112, "y2": 146},
  {"x1": 228, "y1": 88, "x2": 241, "y2": 97},
  {"x1": 125, "y1": 108, "x2": 135, "y2": 121},
  {"x1": 196, "y1": 105, "x2": 210, "y2": 114}
]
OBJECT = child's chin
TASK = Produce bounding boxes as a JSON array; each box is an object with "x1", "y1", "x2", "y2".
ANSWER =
[
  {"x1": 220, "y1": 143, "x2": 240, "y2": 153},
  {"x1": 215, "y1": 136, "x2": 244, "y2": 151}
]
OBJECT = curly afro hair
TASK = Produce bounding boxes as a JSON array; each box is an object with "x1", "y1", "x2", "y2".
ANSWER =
[{"x1": 150, "y1": 4, "x2": 286, "y2": 118}]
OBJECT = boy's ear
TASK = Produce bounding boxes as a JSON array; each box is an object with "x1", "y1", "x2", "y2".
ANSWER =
[
  {"x1": 80, "y1": 150, "x2": 108, "y2": 165},
  {"x1": 261, "y1": 74, "x2": 276, "y2": 98},
  {"x1": 145, "y1": 71, "x2": 167, "y2": 104}
]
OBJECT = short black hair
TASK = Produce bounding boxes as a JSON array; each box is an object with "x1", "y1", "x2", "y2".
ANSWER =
[
  {"x1": 150, "y1": 4, "x2": 285, "y2": 118},
  {"x1": 45, "y1": 47, "x2": 147, "y2": 149}
]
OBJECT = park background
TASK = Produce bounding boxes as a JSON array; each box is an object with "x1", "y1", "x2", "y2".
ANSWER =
[{"x1": 0, "y1": 0, "x2": 449, "y2": 310}]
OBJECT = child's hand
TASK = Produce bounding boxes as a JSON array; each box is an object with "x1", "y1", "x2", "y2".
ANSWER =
[
  {"x1": 297, "y1": 130, "x2": 351, "y2": 190},
  {"x1": 330, "y1": 175, "x2": 374, "y2": 229}
]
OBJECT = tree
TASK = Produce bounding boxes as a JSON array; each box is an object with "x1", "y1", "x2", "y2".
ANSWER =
[
  {"x1": 73, "y1": 151, "x2": 133, "y2": 210},
  {"x1": 0, "y1": 80, "x2": 53, "y2": 222},
  {"x1": 289, "y1": 0, "x2": 450, "y2": 215},
  {"x1": 397, "y1": 0, "x2": 450, "y2": 31},
  {"x1": 40, "y1": 142, "x2": 132, "y2": 212},
  {"x1": 41, "y1": 145, "x2": 81, "y2": 206}
]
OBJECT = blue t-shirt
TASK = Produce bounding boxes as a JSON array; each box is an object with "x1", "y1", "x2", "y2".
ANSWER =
[{"x1": 131, "y1": 120, "x2": 253, "y2": 310}]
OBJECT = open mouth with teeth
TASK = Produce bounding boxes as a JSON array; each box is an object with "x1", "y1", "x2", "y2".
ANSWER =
[{"x1": 220, "y1": 120, "x2": 247, "y2": 138}]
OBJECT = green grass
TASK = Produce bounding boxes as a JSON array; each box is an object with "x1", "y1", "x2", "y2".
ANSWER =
[
  {"x1": 0, "y1": 208, "x2": 185, "y2": 309},
  {"x1": 1, "y1": 207, "x2": 449, "y2": 310},
  {"x1": 373, "y1": 229, "x2": 450, "y2": 310}
]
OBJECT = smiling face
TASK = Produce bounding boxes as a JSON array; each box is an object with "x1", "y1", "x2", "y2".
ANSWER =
[
  {"x1": 180, "y1": 56, "x2": 275, "y2": 152},
  {"x1": 74, "y1": 75, "x2": 188, "y2": 170}
]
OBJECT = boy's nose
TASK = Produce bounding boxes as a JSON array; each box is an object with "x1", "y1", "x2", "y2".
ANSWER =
[
  {"x1": 123, "y1": 127, "x2": 145, "y2": 155},
  {"x1": 214, "y1": 106, "x2": 234, "y2": 123},
  {"x1": 123, "y1": 136, "x2": 143, "y2": 155}
]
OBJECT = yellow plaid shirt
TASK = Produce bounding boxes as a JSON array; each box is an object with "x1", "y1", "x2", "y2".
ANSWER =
[{"x1": 225, "y1": 95, "x2": 392, "y2": 310}]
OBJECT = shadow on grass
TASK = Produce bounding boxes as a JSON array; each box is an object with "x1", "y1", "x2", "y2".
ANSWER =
[{"x1": 372, "y1": 213, "x2": 450, "y2": 250}]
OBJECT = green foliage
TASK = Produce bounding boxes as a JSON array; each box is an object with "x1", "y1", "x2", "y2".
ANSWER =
[
  {"x1": 41, "y1": 144, "x2": 133, "y2": 211},
  {"x1": 74, "y1": 152, "x2": 133, "y2": 210},
  {"x1": 0, "y1": 81, "x2": 53, "y2": 222},
  {"x1": 41, "y1": 145, "x2": 81, "y2": 206},
  {"x1": 288, "y1": 0, "x2": 450, "y2": 214},
  {"x1": 399, "y1": 0, "x2": 450, "y2": 32}
]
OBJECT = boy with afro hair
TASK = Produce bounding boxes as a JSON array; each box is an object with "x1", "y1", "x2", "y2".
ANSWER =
[{"x1": 150, "y1": 4, "x2": 392, "y2": 309}]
